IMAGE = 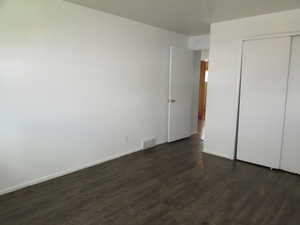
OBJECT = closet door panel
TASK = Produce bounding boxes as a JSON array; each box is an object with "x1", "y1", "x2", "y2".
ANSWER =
[
  {"x1": 237, "y1": 37, "x2": 291, "y2": 168},
  {"x1": 281, "y1": 36, "x2": 300, "y2": 174}
]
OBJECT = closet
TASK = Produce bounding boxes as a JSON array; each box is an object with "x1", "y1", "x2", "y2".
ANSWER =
[
  {"x1": 281, "y1": 36, "x2": 300, "y2": 174},
  {"x1": 237, "y1": 35, "x2": 300, "y2": 174}
]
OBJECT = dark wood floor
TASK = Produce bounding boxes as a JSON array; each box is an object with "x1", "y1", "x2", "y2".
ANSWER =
[{"x1": 1, "y1": 136, "x2": 300, "y2": 225}]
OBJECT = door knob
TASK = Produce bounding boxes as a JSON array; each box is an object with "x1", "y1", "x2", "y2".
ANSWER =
[{"x1": 169, "y1": 99, "x2": 176, "y2": 103}]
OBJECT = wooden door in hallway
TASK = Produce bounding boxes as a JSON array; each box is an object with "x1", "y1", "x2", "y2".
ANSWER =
[{"x1": 198, "y1": 61, "x2": 208, "y2": 120}]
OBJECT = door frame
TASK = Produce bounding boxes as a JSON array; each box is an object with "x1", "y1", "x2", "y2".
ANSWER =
[{"x1": 234, "y1": 31, "x2": 300, "y2": 160}]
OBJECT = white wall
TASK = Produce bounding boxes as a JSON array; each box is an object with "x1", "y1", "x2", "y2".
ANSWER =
[
  {"x1": 188, "y1": 35, "x2": 210, "y2": 50},
  {"x1": 205, "y1": 9, "x2": 300, "y2": 159},
  {"x1": 0, "y1": 0, "x2": 188, "y2": 194}
]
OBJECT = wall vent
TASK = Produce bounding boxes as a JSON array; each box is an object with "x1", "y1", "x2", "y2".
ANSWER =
[{"x1": 141, "y1": 137, "x2": 157, "y2": 150}]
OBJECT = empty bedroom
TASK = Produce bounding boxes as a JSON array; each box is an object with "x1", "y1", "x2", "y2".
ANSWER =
[{"x1": 1, "y1": 0, "x2": 300, "y2": 224}]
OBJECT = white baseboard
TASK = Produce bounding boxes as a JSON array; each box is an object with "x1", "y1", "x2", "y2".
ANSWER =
[
  {"x1": 0, "y1": 147, "x2": 141, "y2": 196},
  {"x1": 203, "y1": 148, "x2": 234, "y2": 160}
]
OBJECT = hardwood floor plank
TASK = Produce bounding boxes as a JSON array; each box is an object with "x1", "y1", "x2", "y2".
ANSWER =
[{"x1": 0, "y1": 136, "x2": 300, "y2": 225}]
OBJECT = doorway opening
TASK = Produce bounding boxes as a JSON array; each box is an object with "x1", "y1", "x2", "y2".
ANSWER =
[{"x1": 197, "y1": 52, "x2": 209, "y2": 140}]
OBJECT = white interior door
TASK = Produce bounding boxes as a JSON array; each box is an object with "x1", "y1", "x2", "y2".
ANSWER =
[
  {"x1": 281, "y1": 36, "x2": 300, "y2": 174},
  {"x1": 237, "y1": 37, "x2": 291, "y2": 168},
  {"x1": 168, "y1": 47, "x2": 194, "y2": 142}
]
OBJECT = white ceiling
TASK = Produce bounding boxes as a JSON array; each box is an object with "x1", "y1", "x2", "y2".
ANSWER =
[{"x1": 66, "y1": 0, "x2": 300, "y2": 35}]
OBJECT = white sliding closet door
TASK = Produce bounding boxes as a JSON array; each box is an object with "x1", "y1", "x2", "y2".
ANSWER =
[
  {"x1": 281, "y1": 36, "x2": 300, "y2": 174},
  {"x1": 237, "y1": 37, "x2": 291, "y2": 168}
]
